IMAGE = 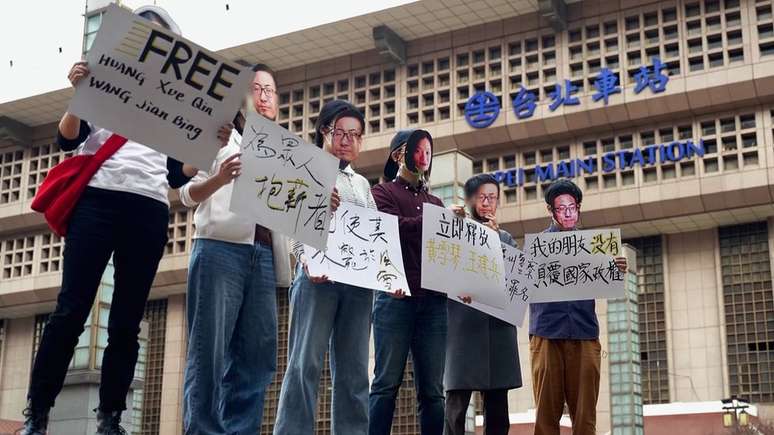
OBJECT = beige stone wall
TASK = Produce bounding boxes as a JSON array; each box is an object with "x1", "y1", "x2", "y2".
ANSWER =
[
  {"x1": 664, "y1": 229, "x2": 726, "y2": 402},
  {"x1": 159, "y1": 294, "x2": 186, "y2": 435},
  {"x1": 0, "y1": 317, "x2": 33, "y2": 420}
]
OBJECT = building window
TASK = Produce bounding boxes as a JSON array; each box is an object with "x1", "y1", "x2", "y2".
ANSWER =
[
  {"x1": 683, "y1": 0, "x2": 744, "y2": 72},
  {"x1": 0, "y1": 148, "x2": 24, "y2": 205},
  {"x1": 166, "y1": 209, "x2": 192, "y2": 255},
  {"x1": 721, "y1": 222, "x2": 774, "y2": 402},
  {"x1": 262, "y1": 288, "x2": 290, "y2": 432},
  {"x1": 83, "y1": 11, "x2": 104, "y2": 55},
  {"x1": 391, "y1": 356, "x2": 421, "y2": 434},
  {"x1": 758, "y1": 1, "x2": 774, "y2": 58},
  {"x1": 1, "y1": 235, "x2": 35, "y2": 279},
  {"x1": 627, "y1": 236, "x2": 669, "y2": 404},
  {"x1": 32, "y1": 314, "x2": 50, "y2": 365},
  {"x1": 138, "y1": 299, "x2": 167, "y2": 435},
  {"x1": 27, "y1": 142, "x2": 74, "y2": 200},
  {"x1": 623, "y1": 5, "x2": 682, "y2": 82}
]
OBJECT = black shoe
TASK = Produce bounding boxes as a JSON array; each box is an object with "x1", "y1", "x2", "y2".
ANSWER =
[
  {"x1": 17, "y1": 406, "x2": 49, "y2": 435},
  {"x1": 95, "y1": 409, "x2": 127, "y2": 435}
]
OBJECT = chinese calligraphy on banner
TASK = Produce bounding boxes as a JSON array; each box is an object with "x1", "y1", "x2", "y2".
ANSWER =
[
  {"x1": 465, "y1": 243, "x2": 534, "y2": 326},
  {"x1": 68, "y1": 4, "x2": 252, "y2": 169},
  {"x1": 229, "y1": 111, "x2": 338, "y2": 250},
  {"x1": 305, "y1": 203, "x2": 410, "y2": 295},
  {"x1": 421, "y1": 204, "x2": 507, "y2": 309},
  {"x1": 523, "y1": 229, "x2": 625, "y2": 303}
]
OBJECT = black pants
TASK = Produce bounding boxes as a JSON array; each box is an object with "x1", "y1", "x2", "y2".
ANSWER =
[
  {"x1": 28, "y1": 187, "x2": 169, "y2": 412},
  {"x1": 444, "y1": 389, "x2": 509, "y2": 435}
]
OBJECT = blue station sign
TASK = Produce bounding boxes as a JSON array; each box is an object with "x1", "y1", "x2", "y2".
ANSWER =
[
  {"x1": 464, "y1": 57, "x2": 670, "y2": 129},
  {"x1": 489, "y1": 139, "x2": 705, "y2": 188}
]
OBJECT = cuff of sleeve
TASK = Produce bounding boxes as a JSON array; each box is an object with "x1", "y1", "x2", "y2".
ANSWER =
[{"x1": 178, "y1": 185, "x2": 199, "y2": 207}]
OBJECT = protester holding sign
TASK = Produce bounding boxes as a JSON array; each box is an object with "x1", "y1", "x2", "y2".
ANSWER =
[
  {"x1": 274, "y1": 100, "x2": 374, "y2": 434},
  {"x1": 21, "y1": 8, "x2": 231, "y2": 435},
  {"x1": 530, "y1": 179, "x2": 627, "y2": 435},
  {"x1": 444, "y1": 174, "x2": 522, "y2": 435},
  {"x1": 179, "y1": 64, "x2": 294, "y2": 434},
  {"x1": 369, "y1": 129, "x2": 446, "y2": 435}
]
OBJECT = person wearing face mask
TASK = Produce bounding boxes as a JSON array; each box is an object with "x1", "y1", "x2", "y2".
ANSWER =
[
  {"x1": 273, "y1": 100, "x2": 373, "y2": 435},
  {"x1": 19, "y1": 7, "x2": 233, "y2": 435},
  {"x1": 444, "y1": 173, "x2": 522, "y2": 435},
  {"x1": 368, "y1": 129, "x2": 447, "y2": 435},
  {"x1": 530, "y1": 179, "x2": 627, "y2": 435},
  {"x1": 179, "y1": 64, "x2": 298, "y2": 435}
]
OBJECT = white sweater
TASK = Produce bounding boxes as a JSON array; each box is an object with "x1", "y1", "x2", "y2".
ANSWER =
[
  {"x1": 76, "y1": 124, "x2": 171, "y2": 206},
  {"x1": 179, "y1": 131, "x2": 292, "y2": 287}
]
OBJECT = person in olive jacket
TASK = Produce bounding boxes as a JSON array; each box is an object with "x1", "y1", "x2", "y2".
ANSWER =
[{"x1": 444, "y1": 173, "x2": 522, "y2": 435}]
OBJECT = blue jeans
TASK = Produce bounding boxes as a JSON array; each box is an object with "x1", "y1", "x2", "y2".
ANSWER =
[
  {"x1": 274, "y1": 265, "x2": 373, "y2": 434},
  {"x1": 183, "y1": 239, "x2": 277, "y2": 435},
  {"x1": 368, "y1": 292, "x2": 447, "y2": 435}
]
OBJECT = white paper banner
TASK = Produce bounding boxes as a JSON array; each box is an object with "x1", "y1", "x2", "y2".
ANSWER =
[
  {"x1": 421, "y1": 204, "x2": 507, "y2": 308},
  {"x1": 229, "y1": 111, "x2": 339, "y2": 250},
  {"x1": 304, "y1": 203, "x2": 410, "y2": 295},
  {"x1": 523, "y1": 229, "x2": 625, "y2": 302},
  {"x1": 68, "y1": 4, "x2": 252, "y2": 169},
  {"x1": 464, "y1": 243, "x2": 534, "y2": 326}
]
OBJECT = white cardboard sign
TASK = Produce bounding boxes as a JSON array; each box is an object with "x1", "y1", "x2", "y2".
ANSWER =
[
  {"x1": 305, "y1": 202, "x2": 410, "y2": 295},
  {"x1": 523, "y1": 229, "x2": 625, "y2": 302},
  {"x1": 229, "y1": 111, "x2": 339, "y2": 250},
  {"x1": 68, "y1": 4, "x2": 252, "y2": 169},
  {"x1": 421, "y1": 204, "x2": 507, "y2": 309}
]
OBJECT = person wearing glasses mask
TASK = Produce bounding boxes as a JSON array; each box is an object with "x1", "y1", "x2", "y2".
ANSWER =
[
  {"x1": 444, "y1": 173, "x2": 522, "y2": 435},
  {"x1": 274, "y1": 100, "x2": 373, "y2": 435},
  {"x1": 179, "y1": 64, "x2": 296, "y2": 435},
  {"x1": 530, "y1": 179, "x2": 627, "y2": 435}
]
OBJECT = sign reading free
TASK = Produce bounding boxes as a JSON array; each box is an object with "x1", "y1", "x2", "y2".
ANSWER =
[{"x1": 68, "y1": 4, "x2": 252, "y2": 169}]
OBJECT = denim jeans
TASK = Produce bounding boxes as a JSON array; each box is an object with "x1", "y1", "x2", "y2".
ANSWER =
[
  {"x1": 27, "y1": 187, "x2": 169, "y2": 412},
  {"x1": 183, "y1": 238, "x2": 277, "y2": 435},
  {"x1": 274, "y1": 265, "x2": 373, "y2": 435},
  {"x1": 369, "y1": 292, "x2": 447, "y2": 435}
]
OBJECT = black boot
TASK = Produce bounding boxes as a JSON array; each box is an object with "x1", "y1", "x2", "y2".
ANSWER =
[
  {"x1": 95, "y1": 409, "x2": 127, "y2": 435},
  {"x1": 18, "y1": 405, "x2": 49, "y2": 435}
]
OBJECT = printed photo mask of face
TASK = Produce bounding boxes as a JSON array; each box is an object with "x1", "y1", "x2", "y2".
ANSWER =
[{"x1": 552, "y1": 193, "x2": 579, "y2": 230}]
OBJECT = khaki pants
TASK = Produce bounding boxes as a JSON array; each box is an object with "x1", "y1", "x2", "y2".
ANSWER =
[{"x1": 530, "y1": 336, "x2": 601, "y2": 435}]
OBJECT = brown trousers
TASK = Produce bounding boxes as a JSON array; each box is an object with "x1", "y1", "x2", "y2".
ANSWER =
[{"x1": 530, "y1": 336, "x2": 601, "y2": 435}]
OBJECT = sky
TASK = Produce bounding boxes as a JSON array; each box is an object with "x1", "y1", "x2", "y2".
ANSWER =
[{"x1": 0, "y1": 0, "x2": 415, "y2": 104}]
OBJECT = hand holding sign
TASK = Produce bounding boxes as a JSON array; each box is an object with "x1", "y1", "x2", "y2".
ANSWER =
[
  {"x1": 523, "y1": 229, "x2": 625, "y2": 303},
  {"x1": 465, "y1": 243, "x2": 533, "y2": 326},
  {"x1": 304, "y1": 203, "x2": 410, "y2": 295},
  {"x1": 421, "y1": 203, "x2": 507, "y2": 309},
  {"x1": 68, "y1": 62, "x2": 90, "y2": 87},
  {"x1": 68, "y1": 4, "x2": 252, "y2": 169},
  {"x1": 229, "y1": 111, "x2": 339, "y2": 250}
]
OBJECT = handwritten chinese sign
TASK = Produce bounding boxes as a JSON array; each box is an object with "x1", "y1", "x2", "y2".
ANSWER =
[
  {"x1": 465, "y1": 243, "x2": 534, "y2": 326},
  {"x1": 421, "y1": 204, "x2": 507, "y2": 309},
  {"x1": 523, "y1": 229, "x2": 624, "y2": 303},
  {"x1": 229, "y1": 111, "x2": 338, "y2": 250},
  {"x1": 68, "y1": 4, "x2": 252, "y2": 169},
  {"x1": 304, "y1": 203, "x2": 410, "y2": 295}
]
